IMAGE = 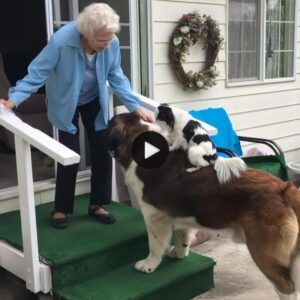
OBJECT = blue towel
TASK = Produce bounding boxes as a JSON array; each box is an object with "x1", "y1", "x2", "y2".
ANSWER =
[{"x1": 189, "y1": 108, "x2": 243, "y2": 156}]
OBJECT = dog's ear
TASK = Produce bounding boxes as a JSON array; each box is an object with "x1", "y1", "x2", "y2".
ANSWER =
[
  {"x1": 157, "y1": 105, "x2": 175, "y2": 130},
  {"x1": 182, "y1": 120, "x2": 200, "y2": 142}
]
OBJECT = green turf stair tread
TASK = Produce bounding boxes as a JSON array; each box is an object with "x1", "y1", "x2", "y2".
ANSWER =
[
  {"x1": 0, "y1": 196, "x2": 147, "y2": 266},
  {"x1": 56, "y1": 252, "x2": 215, "y2": 300}
]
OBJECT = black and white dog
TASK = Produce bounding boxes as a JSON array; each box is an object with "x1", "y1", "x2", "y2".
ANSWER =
[{"x1": 156, "y1": 104, "x2": 246, "y2": 184}]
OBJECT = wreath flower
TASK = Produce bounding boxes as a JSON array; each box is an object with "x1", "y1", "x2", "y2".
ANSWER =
[{"x1": 169, "y1": 12, "x2": 223, "y2": 91}]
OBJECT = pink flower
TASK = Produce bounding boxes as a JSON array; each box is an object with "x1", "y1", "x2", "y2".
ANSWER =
[{"x1": 181, "y1": 14, "x2": 189, "y2": 21}]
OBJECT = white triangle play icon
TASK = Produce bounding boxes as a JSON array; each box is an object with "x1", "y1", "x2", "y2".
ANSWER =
[{"x1": 144, "y1": 142, "x2": 160, "y2": 159}]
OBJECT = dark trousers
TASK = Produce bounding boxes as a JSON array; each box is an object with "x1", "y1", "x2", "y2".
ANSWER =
[{"x1": 54, "y1": 99, "x2": 112, "y2": 213}]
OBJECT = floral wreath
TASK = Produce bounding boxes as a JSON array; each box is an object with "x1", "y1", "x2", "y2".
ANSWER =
[{"x1": 169, "y1": 12, "x2": 223, "y2": 91}]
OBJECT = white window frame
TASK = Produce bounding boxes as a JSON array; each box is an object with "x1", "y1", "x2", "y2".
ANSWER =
[
  {"x1": 130, "y1": 0, "x2": 153, "y2": 98},
  {"x1": 129, "y1": 0, "x2": 140, "y2": 92},
  {"x1": 226, "y1": 0, "x2": 298, "y2": 87},
  {"x1": 146, "y1": 0, "x2": 154, "y2": 98}
]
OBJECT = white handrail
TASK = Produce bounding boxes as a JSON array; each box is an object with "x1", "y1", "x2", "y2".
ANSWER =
[
  {"x1": 0, "y1": 104, "x2": 80, "y2": 293},
  {"x1": 0, "y1": 106, "x2": 80, "y2": 166},
  {"x1": 135, "y1": 93, "x2": 160, "y2": 111}
]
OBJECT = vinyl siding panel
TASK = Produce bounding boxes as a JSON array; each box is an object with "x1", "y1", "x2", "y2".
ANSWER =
[{"x1": 153, "y1": 1, "x2": 226, "y2": 23}]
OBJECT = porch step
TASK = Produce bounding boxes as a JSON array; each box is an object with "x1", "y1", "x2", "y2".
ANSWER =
[
  {"x1": 0, "y1": 194, "x2": 215, "y2": 299},
  {"x1": 56, "y1": 254, "x2": 214, "y2": 300}
]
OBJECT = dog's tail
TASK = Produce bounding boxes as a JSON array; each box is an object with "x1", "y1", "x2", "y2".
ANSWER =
[{"x1": 213, "y1": 156, "x2": 247, "y2": 184}]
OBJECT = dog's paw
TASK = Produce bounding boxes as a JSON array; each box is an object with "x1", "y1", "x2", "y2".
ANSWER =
[
  {"x1": 135, "y1": 259, "x2": 158, "y2": 273},
  {"x1": 186, "y1": 167, "x2": 199, "y2": 173},
  {"x1": 169, "y1": 144, "x2": 181, "y2": 151}
]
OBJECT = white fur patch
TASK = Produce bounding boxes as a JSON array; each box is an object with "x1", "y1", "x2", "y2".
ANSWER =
[
  {"x1": 140, "y1": 119, "x2": 162, "y2": 133},
  {"x1": 214, "y1": 156, "x2": 247, "y2": 184}
]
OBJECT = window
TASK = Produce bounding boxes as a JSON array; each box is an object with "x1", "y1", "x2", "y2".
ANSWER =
[{"x1": 228, "y1": 0, "x2": 296, "y2": 83}]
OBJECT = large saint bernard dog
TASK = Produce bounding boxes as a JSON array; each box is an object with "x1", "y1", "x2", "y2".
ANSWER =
[{"x1": 107, "y1": 112, "x2": 300, "y2": 300}]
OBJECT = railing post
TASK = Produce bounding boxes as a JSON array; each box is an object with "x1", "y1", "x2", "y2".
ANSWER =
[
  {"x1": 14, "y1": 136, "x2": 40, "y2": 293},
  {"x1": 108, "y1": 89, "x2": 120, "y2": 203}
]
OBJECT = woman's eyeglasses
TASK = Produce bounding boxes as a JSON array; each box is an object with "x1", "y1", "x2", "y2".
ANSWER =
[{"x1": 96, "y1": 39, "x2": 113, "y2": 46}]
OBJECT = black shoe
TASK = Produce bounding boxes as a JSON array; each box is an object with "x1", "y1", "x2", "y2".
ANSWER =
[
  {"x1": 88, "y1": 206, "x2": 116, "y2": 224},
  {"x1": 51, "y1": 211, "x2": 68, "y2": 229}
]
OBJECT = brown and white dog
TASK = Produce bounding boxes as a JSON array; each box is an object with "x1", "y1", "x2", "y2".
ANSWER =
[{"x1": 107, "y1": 112, "x2": 300, "y2": 300}]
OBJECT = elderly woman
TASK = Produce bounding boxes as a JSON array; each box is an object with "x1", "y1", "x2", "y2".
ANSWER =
[{"x1": 0, "y1": 3, "x2": 153, "y2": 229}]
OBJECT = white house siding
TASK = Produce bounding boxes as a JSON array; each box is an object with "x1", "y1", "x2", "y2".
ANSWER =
[
  {"x1": 151, "y1": 0, "x2": 300, "y2": 163},
  {"x1": 0, "y1": 179, "x2": 90, "y2": 213}
]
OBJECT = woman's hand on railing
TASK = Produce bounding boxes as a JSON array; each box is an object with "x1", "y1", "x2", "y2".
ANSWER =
[
  {"x1": 0, "y1": 99, "x2": 16, "y2": 110},
  {"x1": 134, "y1": 107, "x2": 155, "y2": 123}
]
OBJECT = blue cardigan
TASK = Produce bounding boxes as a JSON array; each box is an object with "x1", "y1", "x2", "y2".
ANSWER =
[{"x1": 8, "y1": 21, "x2": 141, "y2": 134}]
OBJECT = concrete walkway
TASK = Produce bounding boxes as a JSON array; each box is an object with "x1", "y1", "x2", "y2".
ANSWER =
[{"x1": 192, "y1": 232, "x2": 278, "y2": 300}]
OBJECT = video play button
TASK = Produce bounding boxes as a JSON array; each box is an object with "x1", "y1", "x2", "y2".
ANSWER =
[
  {"x1": 132, "y1": 131, "x2": 169, "y2": 169},
  {"x1": 145, "y1": 142, "x2": 160, "y2": 159}
]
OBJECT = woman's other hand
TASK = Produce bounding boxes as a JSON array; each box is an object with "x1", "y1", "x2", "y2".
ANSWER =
[{"x1": 0, "y1": 99, "x2": 16, "y2": 110}]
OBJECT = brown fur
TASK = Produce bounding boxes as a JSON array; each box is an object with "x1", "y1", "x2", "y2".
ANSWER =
[{"x1": 107, "y1": 113, "x2": 300, "y2": 295}]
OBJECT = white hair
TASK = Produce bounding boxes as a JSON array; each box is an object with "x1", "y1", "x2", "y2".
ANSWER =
[{"x1": 77, "y1": 3, "x2": 120, "y2": 36}]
